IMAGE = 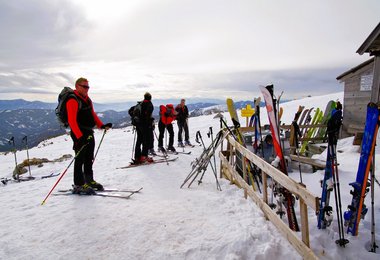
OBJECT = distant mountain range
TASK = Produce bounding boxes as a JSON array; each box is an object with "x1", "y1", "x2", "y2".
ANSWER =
[{"x1": 0, "y1": 98, "x2": 269, "y2": 152}]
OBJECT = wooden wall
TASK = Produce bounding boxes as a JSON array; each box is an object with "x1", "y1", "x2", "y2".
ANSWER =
[{"x1": 339, "y1": 61, "x2": 374, "y2": 137}]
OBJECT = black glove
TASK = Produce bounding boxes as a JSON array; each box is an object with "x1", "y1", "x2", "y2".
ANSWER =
[
  {"x1": 75, "y1": 135, "x2": 93, "y2": 150},
  {"x1": 101, "y1": 123, "x2": 113, "y2": 129}
]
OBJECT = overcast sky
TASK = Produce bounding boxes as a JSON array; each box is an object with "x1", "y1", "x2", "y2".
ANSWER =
[{"x1": 0, "y1": 0, "x2": 379, "y2": 103}]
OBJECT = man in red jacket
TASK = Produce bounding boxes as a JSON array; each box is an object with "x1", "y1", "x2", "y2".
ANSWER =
[
  {"x1": 158, "y1": 104, "x2": 177, "y2": 153},
  {"x1": 66, "y1": 77, "x2": 112, "y2": 194}
]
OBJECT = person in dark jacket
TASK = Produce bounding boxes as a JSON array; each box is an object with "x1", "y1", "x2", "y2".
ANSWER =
[
  {"x1": 158, "y1": 104, "x2": 177, "y2": 153},
  {"x1": 66, "y1": 77, "x2": 112, "y2": 194},
  {"x1": 175, "y1": 99, "x2": 192, "y2": 147},
  {"x1": 327, "y1": 101, "x2": 343, "y2": 145},
  {"x1": 134, "y1": 92, "x2": 154, "y2": 164}
]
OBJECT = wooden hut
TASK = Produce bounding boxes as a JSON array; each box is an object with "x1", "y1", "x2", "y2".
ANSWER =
[{"x1": 336, "y1": 22, "x2": 380, "y2": 137}]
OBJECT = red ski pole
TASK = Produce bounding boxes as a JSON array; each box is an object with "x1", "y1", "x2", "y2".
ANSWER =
[{"x1": 41, "y1": 143, "x2": 88, "y2": 205}]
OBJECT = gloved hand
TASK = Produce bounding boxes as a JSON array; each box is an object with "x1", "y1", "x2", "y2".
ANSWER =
[
  {"x1": 271, "y1": 156, "x2": 281, "y2": 168},
  {"x1": 101, "y1": 123, "x2": 113, "y2": 130},
  {"x1": 75, "y1": 135, "x2": 93, "y2": 150}
]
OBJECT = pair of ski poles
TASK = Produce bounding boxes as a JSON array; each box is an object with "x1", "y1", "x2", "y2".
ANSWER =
[
  {"x1": 41, "y1": 129, "x2": 108, "y2": 205},
  {"x1": 9, "y1": 136, "x2": 33, "y2": 180}
]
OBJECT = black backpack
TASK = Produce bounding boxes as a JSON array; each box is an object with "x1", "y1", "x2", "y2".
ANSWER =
[
  {"x1": 128, "y1": 101, "x2": 142, "y2": 126},
  {"x1": 55, "y1": 87, "x2": 80, "y2": 127}
]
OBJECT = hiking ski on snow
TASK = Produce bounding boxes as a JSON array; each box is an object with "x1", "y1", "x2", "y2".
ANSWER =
[{"x1": 344, "y1": 102, "x2": 380, "y2": 236}]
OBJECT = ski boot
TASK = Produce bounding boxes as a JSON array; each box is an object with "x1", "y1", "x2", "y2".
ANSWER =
[
  {"x1": 88, "y1": 181, "x2": 104, "y2": 191},
  {"x1": 158, "y1": 146, "x2": 166, "y2": 152},
  {"x1": 148, "y1": 149, "x2": 157, "y2": 156},
  {"x1": 167, "y1": 146, "x2": 177, "y2": 153},
  {"x1": 140, "y1": 156, "x2": 154, "y2": 163},
  {"x1": 178, "y1": 141, "x2": 184, "y2": 147},
  {"x1": 72, "y1": 184, "x2": 96, "y2": 195}
]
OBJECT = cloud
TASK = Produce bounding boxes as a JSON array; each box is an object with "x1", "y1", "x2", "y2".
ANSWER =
[
  {"x1": 0, "y1": 70, "x2": 74, "y2": 94},
  {"x1": 0, "y1": 0, "x2": 91, "y2": 70},
  {"x1": 0, "y1": 0, "x2": 379, "y2": 103}
]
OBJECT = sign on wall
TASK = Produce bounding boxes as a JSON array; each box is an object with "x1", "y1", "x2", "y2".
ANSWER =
[{"x1": 360, "y1": 74, "x2": 373, "y2": 91}]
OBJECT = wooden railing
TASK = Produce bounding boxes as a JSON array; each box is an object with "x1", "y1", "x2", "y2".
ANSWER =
[{"x1": 219, "y1": 132, "x2": 320, "y2": 259}]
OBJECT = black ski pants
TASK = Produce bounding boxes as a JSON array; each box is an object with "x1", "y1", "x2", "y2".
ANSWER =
[
  {"x1": 158, "y1": 120, "x2": 174, "y2": 148},
  {"x1": 71, "y1": 132, "x2": 95, "y2": 186},
  {"x1": 135, "y1": 125, "x2": 151, "y2": 160},
  {"x1": 177, "y1": 119, "x2": 189, "y2": 142}
]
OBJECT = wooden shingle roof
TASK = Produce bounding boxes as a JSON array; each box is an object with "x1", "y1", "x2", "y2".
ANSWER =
[{"x1": 357, "y1": 22, "x2": 380, "y2": 55}]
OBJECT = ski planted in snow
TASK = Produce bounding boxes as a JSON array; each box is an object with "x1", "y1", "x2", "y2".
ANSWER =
[
  {"x1": 318, "y1": 144, "x2": 334, "y2": 229},
  {"x1": 344, "y1": 102, "x2": 380, "y2": 236},
  {"x1": 260, "y1": 84, "x2": 300, "y2": 232},
  {"x1": 226, "y1": 98, "x2": 261, "y2": 192}
]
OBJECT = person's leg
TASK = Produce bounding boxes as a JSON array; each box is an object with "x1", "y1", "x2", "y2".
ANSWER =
[
  {"x1": 184, "y1": 120, "x2": 190, "y2": 142},
  {"x1": 83, "y1": 133, "x2": 95, "y2": 183},
  {"x1": 167, "y1": 124, "x2": 174, "y2": 148},
  {"x1": 142, "y1": 126, "x2": 150, "y2": 156},
  {"x1": 177, "y1": 121, "x2": 183, "y2": 142},
  {"x1": 70, "y1": 132, "x2": 85, "y2": 186},
  {"x1": 158, "y1": 120, "x2": 165, "y2": 147},
  {"x1": 134, "y1": 127, "x2": 143, "y2": 161}
]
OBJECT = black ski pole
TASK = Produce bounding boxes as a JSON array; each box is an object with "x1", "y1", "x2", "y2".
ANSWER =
[
  {"x1": 9, "y1": 137, "x2": 19, "y2": 181},
  {"x1": 197, "y1": 130, "x2": 219, "y2": 188},
  {"x1": 369, "y1": 143, "x2": 378, "y2": 252},
  {"x1": 22, "y1": 136, "x2": 32, "y2": 177},
  {"x1": 208, "y1": 127, "x2": 218, "y2": 177},
  {"x1": 188, "y1": 131, "x2": 222, "y2": 190},
  {"x1": 93, "y1": 129, "x2": 107, "y2": 164},
  {"x1": 331, "y1": 143, "x2": 349, "y2": 247},
  {"x1": 193, "y1": 131, "x2": 210, "y2": 184}
]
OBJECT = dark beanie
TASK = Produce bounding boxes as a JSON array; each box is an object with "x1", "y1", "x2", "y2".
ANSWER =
[{"x1": 144, "y1": 92, "x2": 152, "y2": 100}]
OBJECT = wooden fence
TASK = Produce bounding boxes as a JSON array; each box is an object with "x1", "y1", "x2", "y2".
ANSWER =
[{"x1": 219, "y1": 132, "x2": 320, "y2": 259}]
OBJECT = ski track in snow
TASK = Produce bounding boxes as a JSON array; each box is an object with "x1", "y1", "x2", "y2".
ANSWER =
[{"x1": 0, "y1": 91, "x2": 379, "y2": 259}]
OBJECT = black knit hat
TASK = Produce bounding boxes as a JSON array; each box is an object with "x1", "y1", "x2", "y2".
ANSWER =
[{"x1": 144, "y1": 92, "x2": 152, "y2": 100}]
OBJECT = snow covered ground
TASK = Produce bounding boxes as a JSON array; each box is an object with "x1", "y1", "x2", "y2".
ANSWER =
[{"x1": 1, "y1": 91, "x2": 379, "y2": 259}]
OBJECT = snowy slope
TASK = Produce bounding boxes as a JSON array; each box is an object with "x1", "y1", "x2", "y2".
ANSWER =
[{"x1": 1, "y1": 91, "x2": 379, "y2": 259}]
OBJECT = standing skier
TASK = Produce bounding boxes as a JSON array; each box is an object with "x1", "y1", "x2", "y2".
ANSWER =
[
  {"x1": 66, "y1": 77, "x2": 112, "y2": 194},
  {"x1": 158, "y1": 104, "x2": 177, "y2": 153},
  {"x1": 327, "y1": 101, "x2": 343, "y2": 145},
  {"x1": 175, "y1": 99, "x2": 192, "y2": 147},
  {"x1": 134, "y1": 92, "x2": 154, "y2": 164}
]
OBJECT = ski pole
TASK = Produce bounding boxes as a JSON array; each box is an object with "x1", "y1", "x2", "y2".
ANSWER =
[
  {"x1": 93, "y1": 129, "x2": 107, "y2": 164},
  {"x1": 208, "y1": 127, "x2": 218, "y2": 180},
  {"x1": 131, "y1": 127, "x2": 137, "y2": 161},
  {"x1": 41, "y1": 143, "x2": 88, "y2": 205},
  {"x1": 22, "y1": 136, "x2": 32, "y2": 177},
  {"x1": 369, "y1": 144, "x2": 378, "y2": 252},
  {"x1": 331, "y1": 143, "x2": 349, "y2": 247},
  {"x1": 9, "y1": 137, "x2": 19, "y2": 181},
  {"x1": 196, "y1": 130, "x2": 218, "y2": 187},
  {"x1": 181, "y1": 122, "x2": 185, "y2": 152}
]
